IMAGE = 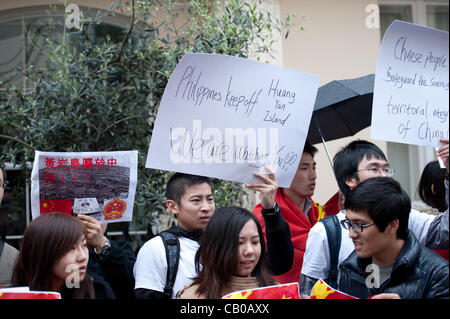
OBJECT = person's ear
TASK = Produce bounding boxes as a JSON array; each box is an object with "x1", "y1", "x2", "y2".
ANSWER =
[
  {"x1": 345, "y1": 176, "x2": 358, "y2": 189},
  {"x1": 431, "y1": 184, "x2": 436, "y2": 195},
  {"x1": 387, "y1": 219, "x2": 399, "y2": 235},
  {"x1": 166, "y1": 199, "x2": 179, "y2": 217}
]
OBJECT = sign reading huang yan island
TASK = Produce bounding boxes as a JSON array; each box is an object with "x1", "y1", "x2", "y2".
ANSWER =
[
  {"x1": 145, "y1": 53, "x2": 320, "y2": 188},
  {"x1": 372, "y1": 20, "x2": 449, "y2": 147}
]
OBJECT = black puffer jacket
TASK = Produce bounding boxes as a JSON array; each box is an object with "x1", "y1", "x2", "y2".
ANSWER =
[{"x1": 338, "y1": 232, "x2": 449, "y2": 299}]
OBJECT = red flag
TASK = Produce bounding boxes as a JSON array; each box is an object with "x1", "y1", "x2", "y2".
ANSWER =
[
  {"x1": 0, "y1": 292, "x2": 61, "y2": 299},
  {"x1": 40, "y1": 199, "x2": 72, "y2": 216},
  {"x1": 310, "y1": 279, "x2": 357, "y2": 299},
  {"x1": 222, "y1": 283, "x2": 300, "y2": 299}
]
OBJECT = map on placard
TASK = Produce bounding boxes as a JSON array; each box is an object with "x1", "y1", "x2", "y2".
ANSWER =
[
  {"x1": 371, "y1": 20, "x2": 449, "y2": 147},
  {"x1": 145, "y1": 53, "x2": 320, "y2": 188}
]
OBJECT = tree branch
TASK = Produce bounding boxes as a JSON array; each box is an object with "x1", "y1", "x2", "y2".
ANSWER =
[
  {"x1": 0, "y1": 134, "x2": 34, "y2": 151},
  {"x1": 95, "y1": 114, "x2": 148, "y2": 143},
  {"x1": 110, "y1": 0, "x2": 135, "y2": 65}
]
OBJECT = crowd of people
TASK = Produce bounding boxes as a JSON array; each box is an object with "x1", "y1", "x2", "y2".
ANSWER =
[{"x1": 0, "y1": 138, "x2": 448, "y2": 299}]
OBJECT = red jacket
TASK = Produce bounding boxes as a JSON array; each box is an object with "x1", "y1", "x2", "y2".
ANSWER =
[{"x1": 253, "y1": 188, "x2": 324, "y2": 284}]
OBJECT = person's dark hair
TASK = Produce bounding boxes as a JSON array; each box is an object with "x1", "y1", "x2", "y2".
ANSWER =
[
  {"x1": 344, "y1": 177, "x2": 410, "y2": 240},
  {"x1": 191, "y1": 206, "x2": 276, "y2": 299},
  {"x1": 417, "y1": 160, "x2": 448, "y2": 212},
  {"x1": 303, "y1": 140, "x2": 318, "y2": 157},
  {"x1": 12, "y1": 213, "x2": 94, "y2": 298},
  {"x1": 165, "y1": 173, "x2": 212, "y2": 206},
  {"x1": 333, "y1": 140, "x2": 387, "y2": 197}
]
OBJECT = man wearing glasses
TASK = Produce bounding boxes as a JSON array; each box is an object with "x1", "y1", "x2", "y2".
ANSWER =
[
  {"x1": 338, "y1": 177, "x2": 448, "y2": 299},
  {"x1": 0, "y1": 161, "x2": 19, "y2": 287},
  {"x1": 300, "y1": 139, "x2": 449, "y2": 296}
]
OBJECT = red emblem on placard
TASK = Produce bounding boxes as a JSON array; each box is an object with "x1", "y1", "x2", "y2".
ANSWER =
[{"x1": 102, "y1": 200, "x2": 126, "y2": 220}]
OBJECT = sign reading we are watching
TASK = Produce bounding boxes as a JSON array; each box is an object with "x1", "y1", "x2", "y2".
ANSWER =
[{"x1": 145, "y1": 53, "x2": 320, "y2": 187}]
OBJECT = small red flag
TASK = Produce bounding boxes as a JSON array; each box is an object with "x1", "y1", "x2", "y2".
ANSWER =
[
  {"x1": 40, "y1": 199, "x2": 73, "y2": 216},
  {"x1": 222, "y1": 283, "x2": 300, "y2": 299}
]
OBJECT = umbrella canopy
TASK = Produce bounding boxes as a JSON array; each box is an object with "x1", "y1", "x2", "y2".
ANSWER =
[{"x1": 306, "y1": 74, "x2": 375, "y2": 145}]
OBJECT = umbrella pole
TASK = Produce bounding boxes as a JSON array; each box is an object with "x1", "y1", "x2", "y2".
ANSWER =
[{"x1": 313, "y1": 115, "x2": 334, "y2": 169}]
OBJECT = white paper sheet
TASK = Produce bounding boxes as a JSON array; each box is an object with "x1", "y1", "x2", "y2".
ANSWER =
[
  {"x1": 371, "y1": 20, "x2": 449, "y2": 147},
  {"x1": 145, "y1": 53, "x2": 320, "y2": 187},
  {"x1": 30, "y1": 150, "x2": 138, "y2": 224}
]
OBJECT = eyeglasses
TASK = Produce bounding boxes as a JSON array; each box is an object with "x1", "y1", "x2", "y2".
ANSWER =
[
  {"x1": 340, "y1": 219, "x2": 375, "y2": 233},
  {"x1": 0, "y1": 180, "x2": 7, "y2": 189},
  {"x1": 356, "y1": 167, "x2": 395, "y2": 177}
]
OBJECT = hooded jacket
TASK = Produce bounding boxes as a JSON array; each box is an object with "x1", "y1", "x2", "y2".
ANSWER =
[{"x1": 338, "y1": 232, "x2": 449, "y2": 299}]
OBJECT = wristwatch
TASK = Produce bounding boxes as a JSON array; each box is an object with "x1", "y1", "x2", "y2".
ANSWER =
[
  {"x1": 94, "y1": 237, "x2": 111, "y2": 259},
  {"x1": 261, "y1": 202, "x2": 280, "y2": 215}
]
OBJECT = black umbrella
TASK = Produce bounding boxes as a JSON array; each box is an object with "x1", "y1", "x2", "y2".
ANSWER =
[{"x1": 306, "y1": 74, "x2": 375, "y2": 167}]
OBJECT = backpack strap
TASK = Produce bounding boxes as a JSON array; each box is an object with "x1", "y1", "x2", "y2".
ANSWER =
[
  {"x1": 158, "y1": 231, "x2": 180, "y2": 298},
  {"x1": 320, "y1": 214, "x2": 342, "y2": 288}
]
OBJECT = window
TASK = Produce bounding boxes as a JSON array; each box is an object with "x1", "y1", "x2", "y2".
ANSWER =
[
  {"x1": 379, "y1": 4, "x2": 413, "y2": 37},
  {"x1": 427, "y1": 4, "x2": 449, "y2": 30}
]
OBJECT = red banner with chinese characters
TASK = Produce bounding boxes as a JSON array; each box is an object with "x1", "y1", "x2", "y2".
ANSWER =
[
  {"x1": 310, "y1": 279, "x2": 357, "y2": 299},
  {"x1": 39, "y1": 199, "x2": 72, "y2": 215},
  {"x1": 222, "y1": 282, "x2": 300, "y2": 299}
]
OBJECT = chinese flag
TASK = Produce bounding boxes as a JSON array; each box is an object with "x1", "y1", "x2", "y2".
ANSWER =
[
  {"x1": 310, "y1": 279, "x2": 357, "y2": 299},
  {"x1": 40, "y1": 199, "x2": 73, "y2": 216},
  {"x1": 0, "y1": 292, "x2": 61, "y2": 299},
  {"x1": 222, "y1": 283, "x2": 300, "y2": 299}
]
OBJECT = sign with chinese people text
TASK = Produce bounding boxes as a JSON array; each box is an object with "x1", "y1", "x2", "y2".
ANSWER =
[{"x1": 371, "y1": 20, "x2": 449, "y2": 147}]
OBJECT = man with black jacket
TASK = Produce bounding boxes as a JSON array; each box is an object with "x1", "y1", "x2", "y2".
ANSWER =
[{"x1": 338, "y1": 177, "x2": 448, "y2": 299}]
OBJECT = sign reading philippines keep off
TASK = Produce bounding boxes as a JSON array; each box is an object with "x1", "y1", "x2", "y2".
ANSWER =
[
  {"x1": 371, "y1": 20, "x2": 449, "y2": 147},
  {"x1": 145, "y1": 53, "x2": 320, "y2": 188}
]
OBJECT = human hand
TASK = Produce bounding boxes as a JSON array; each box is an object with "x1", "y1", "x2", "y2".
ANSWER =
[
  {"x1": 248, "y1": 166, "x2": 278, "y2": 210},
  {"x1": 437, "y1": 138, "x2": 449, "y2": 173},
  {"x1": 370, "y1": 293, "x2": 401, "y2": 299},
  {"x1": 78, "y1": 214, "x2": 107, "y2": 251}
]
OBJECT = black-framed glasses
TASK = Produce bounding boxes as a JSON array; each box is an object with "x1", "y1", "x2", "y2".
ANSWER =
[
  {"x1": 356, "y1": 167, "x2": 395, "y2": 177},
  {"x1": 0, "y1": 180, "x2": 8, "y2": 189},
  {"x1": 340, "y1": 219, "x2": 375, "y2": 233}
]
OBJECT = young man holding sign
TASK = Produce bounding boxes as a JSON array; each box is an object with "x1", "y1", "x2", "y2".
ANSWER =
[
  {"x1": 252, "y1": 142, "x2": 328, "y2": 284},
  {"x1": 133, "y1": 168, "x2": 293, "y2": 299}
]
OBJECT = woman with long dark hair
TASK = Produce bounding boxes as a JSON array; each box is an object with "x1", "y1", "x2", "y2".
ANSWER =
[
  {"x1": 178, "y1": 206, "x2": 277, "y2": 299},
  {"x1": 12, "y1": 213, "x2": 114, "y2": 299}
]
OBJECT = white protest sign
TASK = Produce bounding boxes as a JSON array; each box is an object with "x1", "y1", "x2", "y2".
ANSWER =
[
  {"x1": 145, "y1": 53, "x2": 320, "y2": 187},
  {"x1": 371, "y1": 20, "x2": 449, "y2": 147},
  {"x1": 31, "y1": 150, "x2": 138, "y2": 224}
]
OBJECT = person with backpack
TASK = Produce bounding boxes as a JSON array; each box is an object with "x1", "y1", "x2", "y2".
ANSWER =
[
  {"x1": 300, "y1": 139, "x2": 449, "y2": 296},
  {"x1": 133, "y1": 168, "x2": 293, "y2": 299}
]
